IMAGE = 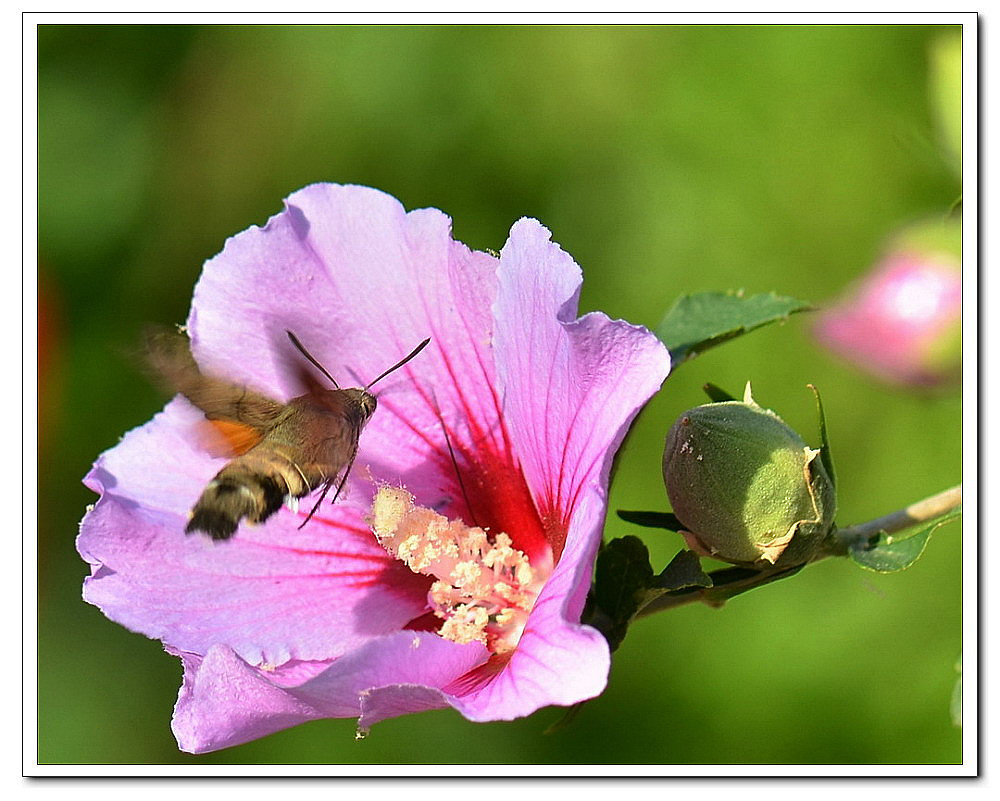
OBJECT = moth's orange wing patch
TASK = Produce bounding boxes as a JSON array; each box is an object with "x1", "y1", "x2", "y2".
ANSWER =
[{"x1": 197, "y1": 420, "x2": 264, "y2": 457}]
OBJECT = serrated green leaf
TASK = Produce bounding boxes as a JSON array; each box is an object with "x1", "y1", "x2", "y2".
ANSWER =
[
  {"x1": 657, "y1": 290, "x2": 813, "y2": 365},
  {"x1": 807, "y1": 383, "x2": 836, "y2": 491},
  {"x1": 848, "y1": 512, "x2": 960, "y2": 573},
  {"x1": 702, "y1": 382, "x2": 737, "y2": 403},
  {"x1": 616, "y1": 509, "x2": 685, "y2": 531}
]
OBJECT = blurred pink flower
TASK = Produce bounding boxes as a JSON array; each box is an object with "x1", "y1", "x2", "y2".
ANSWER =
[
  {"x1": 814, "y1": 247, "x2": 961, "y2": 386},
  {"x1": 77, "y1": 184, "x2": 670, "y2": 752}
]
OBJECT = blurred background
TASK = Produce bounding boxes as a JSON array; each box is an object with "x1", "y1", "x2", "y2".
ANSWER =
[{"x1": 36, "y1": 23, "x2": 963, "y2": 765}]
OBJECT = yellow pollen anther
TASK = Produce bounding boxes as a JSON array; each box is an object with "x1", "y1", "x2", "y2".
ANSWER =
[
  {"x1": 451, "y1": 560, "x2": 483, "y2": 587},
  {"x1": 368, "y1": 485, "x2": 550, "y2": 654},
  {"x1": 495, "y1": 608, "x2": 516, "y2": 625}
]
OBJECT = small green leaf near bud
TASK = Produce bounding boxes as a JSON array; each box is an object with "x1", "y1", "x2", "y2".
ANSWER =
[
  {"x1": 652, "y1": 549, "x2": 713, "y2": 592},
  {"x1": 616, "y1": 509, "x2": 685, "y2": 531},
  {"x1": 702, "y1": 382, "x2": 738, "y2": 403},
  {"x1": 662, "y1": 387, "x2": 836, "y2": 568},
  {"x1": 847, "y1": 511, "x2": 959, "y2": 573},
  {"x1": 807, "y1": 383, "x2": 837, "y2": 492}
]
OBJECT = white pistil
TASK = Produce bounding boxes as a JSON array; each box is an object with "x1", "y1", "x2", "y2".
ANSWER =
[{"x1": 369, "y1": 486, "x2": 546, "y2": 654}]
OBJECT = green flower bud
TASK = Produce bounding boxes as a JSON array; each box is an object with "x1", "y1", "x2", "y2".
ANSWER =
[{"x1": 662, "y1": 386, "x2": 836, "y2": 568}]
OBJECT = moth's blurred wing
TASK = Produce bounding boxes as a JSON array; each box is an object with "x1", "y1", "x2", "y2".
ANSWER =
[{"x1": 197, "y1": 419, "x2": 266, "y2": 458}]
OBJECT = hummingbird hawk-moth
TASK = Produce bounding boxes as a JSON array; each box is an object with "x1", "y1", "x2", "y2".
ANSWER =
[{"x1": 145, "y1": 328, "x2": 430, "y2": 540}]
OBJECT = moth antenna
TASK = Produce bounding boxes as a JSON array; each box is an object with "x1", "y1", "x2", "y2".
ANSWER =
[
  {"x1": 366, "y1": 338, "x2": 431, "y2": 389},
  {"x1": 286, "y1": 330, "x2": 340, "y2": 389},
  {"x1": 433, "y1": 398, "x2": 481, "y2": 529}
]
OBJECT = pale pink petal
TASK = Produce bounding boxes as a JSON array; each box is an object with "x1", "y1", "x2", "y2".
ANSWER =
[
  {"x1": 291, "y1": 630, "x2": 487, "y2": 721},
  {"x1": 439, "y1": 221, "x2": 670, "y2": 719},
  {"x1": 170, "y1": 645, "x2": 325, "y2": 754},
  {"x1": 172, "y1": 633, "x2": 487, "y2": 752},
  {"x1": 494, "y1": 218, "x2": 671, "y2": 563},
  {"x1": 188, "y1": 184, "x2": 507, "y2": 517}
]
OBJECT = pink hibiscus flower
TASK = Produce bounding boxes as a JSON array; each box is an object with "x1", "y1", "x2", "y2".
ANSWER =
[
  {"x1": 814, "y1": 249, "x2": 962, "y2": 387},
  {"x1": 77, "y1": 184, "x2": 670, "y2": 753}
]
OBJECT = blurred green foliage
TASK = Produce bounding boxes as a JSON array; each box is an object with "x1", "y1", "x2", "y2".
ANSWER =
[{"x1": 37, "y1": 23, "x2": 962, "y2": 765}]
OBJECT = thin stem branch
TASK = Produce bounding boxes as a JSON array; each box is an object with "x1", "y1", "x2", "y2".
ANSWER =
[{"x1": 827, "y1": 484, "x2": 962, "y2": 552}]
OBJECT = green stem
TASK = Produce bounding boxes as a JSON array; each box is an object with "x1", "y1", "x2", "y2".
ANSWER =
[{"x1": 823, "y1": 484, "x2": 962, "y2": 555}]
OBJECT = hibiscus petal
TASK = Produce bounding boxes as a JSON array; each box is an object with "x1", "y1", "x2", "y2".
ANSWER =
[
  {"x1": 189, "y1": 184, "x2": 506, "y2": 511},
  {"x1": 443, "y1": 218, "x2": 670, "y2": 718},
  {"x1": 170, "y1": 645, "x2": 326, "y2": 754},
  {"x1": 494, "y1": 218, "x2": 671, "y2": 564},
  {"x1": 292, "y1": 631, "x2": 486, "y2": 723},
  {"x1": 172, "y1": 633, "x2": 487, "y2": 752}
]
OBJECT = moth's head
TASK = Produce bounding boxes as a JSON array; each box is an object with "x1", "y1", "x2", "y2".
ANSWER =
[{"x1": 341, "y1": 387, "x2": 377, "y2": 424}]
